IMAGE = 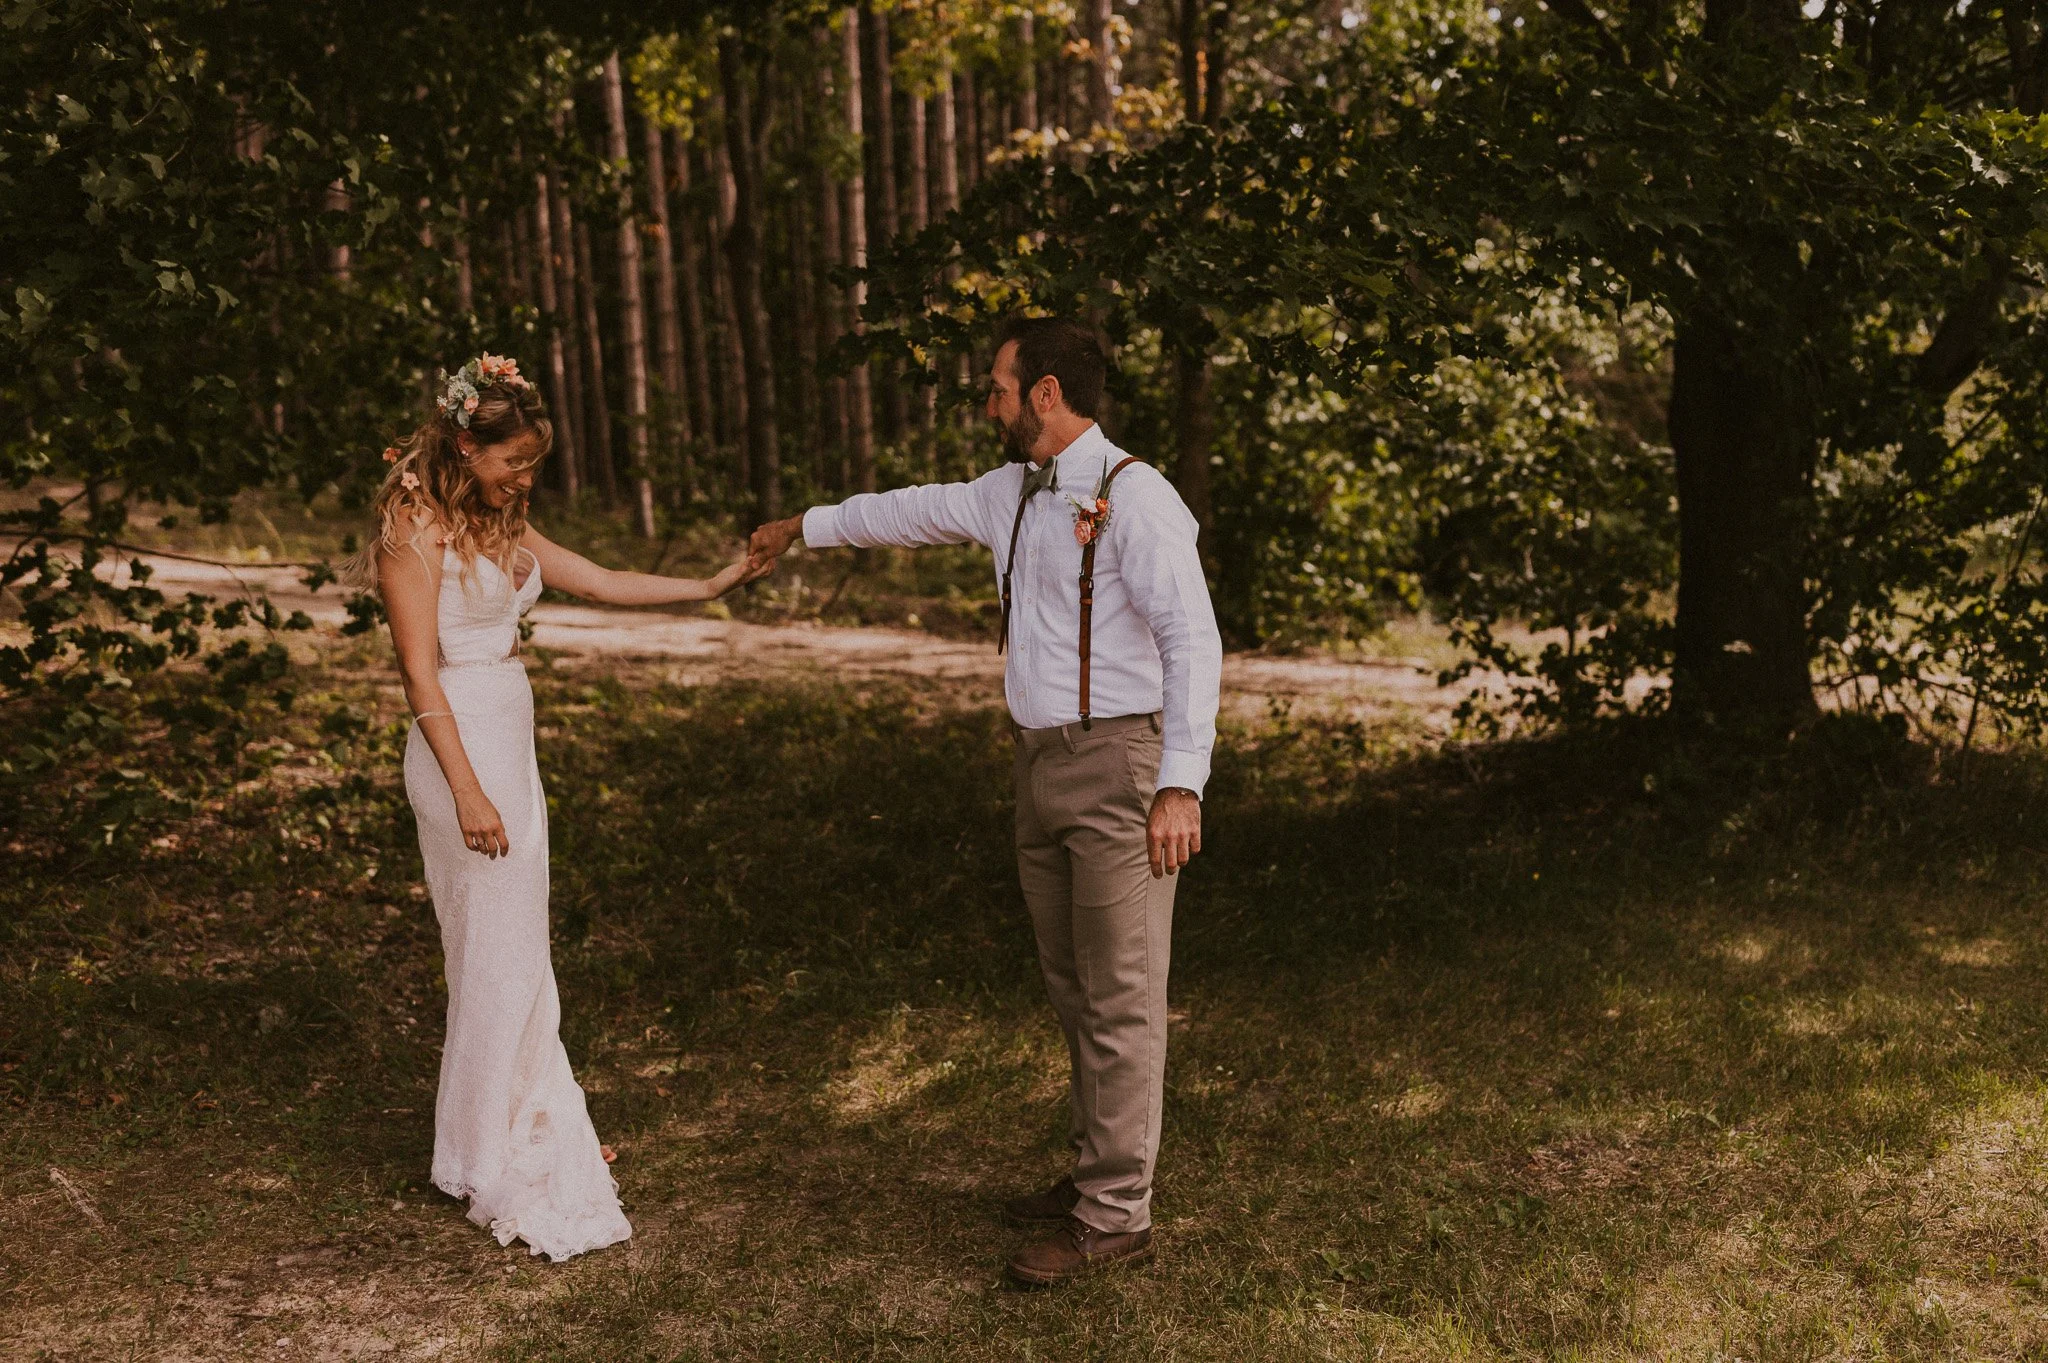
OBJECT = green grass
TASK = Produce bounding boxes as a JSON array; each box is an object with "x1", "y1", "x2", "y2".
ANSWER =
[{"x1": 9, "y1": 652, "x2": 2048, "y2": 1359}]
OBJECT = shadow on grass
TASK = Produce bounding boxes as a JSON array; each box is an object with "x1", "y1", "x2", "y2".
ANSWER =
[{"x1": 8, "y1": 674, "x2": 2048, "y2": 1358}]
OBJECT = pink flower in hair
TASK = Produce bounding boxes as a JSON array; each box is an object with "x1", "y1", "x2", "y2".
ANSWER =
[
  {"x1": 382, "y1": 446, "x2": 401, "y2": 463},
  {"x1": 463, "y1": 393, "x2": 479, "y2": 414},
  {"x1": 401, "y1": 470, "x2": 420, "y2": 491}
]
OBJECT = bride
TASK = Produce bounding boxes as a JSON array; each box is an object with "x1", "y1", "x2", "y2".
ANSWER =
[{"x1": 353, "y1": 354, "x2": 762, "y2": 1261}]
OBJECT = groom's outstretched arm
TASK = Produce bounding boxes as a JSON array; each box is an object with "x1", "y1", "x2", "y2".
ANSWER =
[{"x1": 750, "y1": 469, "x2": 1011, "y2": 563}]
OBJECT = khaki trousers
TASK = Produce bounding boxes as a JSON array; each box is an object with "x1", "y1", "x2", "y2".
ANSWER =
[{"x1": 1013, "y1": 711, "x2": 1177, "y2": 1234}]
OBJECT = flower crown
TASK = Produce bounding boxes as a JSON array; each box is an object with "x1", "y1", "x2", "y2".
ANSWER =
[{"x1": 436, "y1": 352, "x2": 531, "y2": 428}]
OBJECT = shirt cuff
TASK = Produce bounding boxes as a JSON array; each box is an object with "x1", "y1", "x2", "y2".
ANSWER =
[
  {"x1": 801, "y1": 505, "x2": 844, "y2": 548},
  {"x1": 1155, "y1": 749, "x2": 1209, "y2": 800}
]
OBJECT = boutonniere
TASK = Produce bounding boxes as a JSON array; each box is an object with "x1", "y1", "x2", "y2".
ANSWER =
[{"x1": 1066, "y1": 463, "x2": 1117, "y2": 547}]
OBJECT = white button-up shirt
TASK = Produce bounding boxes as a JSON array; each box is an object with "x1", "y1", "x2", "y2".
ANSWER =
[{"x1": 802, "y1": 424, "x2": 1223, "y2": 797}]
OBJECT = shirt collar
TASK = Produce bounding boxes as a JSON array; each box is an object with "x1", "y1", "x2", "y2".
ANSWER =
[{"x1": 1028, "y1": 423, "x2": 1108, "y2": 480}]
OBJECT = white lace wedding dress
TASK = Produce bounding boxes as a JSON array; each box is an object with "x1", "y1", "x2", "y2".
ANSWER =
[{"x1": 402, "y1": 545, "x2": 632, "y2": 1261}]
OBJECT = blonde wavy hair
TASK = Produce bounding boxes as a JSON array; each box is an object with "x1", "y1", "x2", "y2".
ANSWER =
[{"x1": 343, "y1": 372, "x2": 553, "y2": 591}]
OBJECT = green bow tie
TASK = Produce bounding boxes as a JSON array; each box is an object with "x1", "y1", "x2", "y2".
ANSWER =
[{"x1": 1019, "y1": 458, "x2": 1059, "y2": 500}]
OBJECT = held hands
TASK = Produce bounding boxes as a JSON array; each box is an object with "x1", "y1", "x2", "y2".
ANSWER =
[
  {"x1": 455, "y1": 786, "x2": 510, "y2": 859},
  {"x1": 747, "y1": 514, "x2": 805, "y2": 567},
  {"x1": 709, "y1": 552, "x2": 777, "y2": 596},
  {"x1": 1146, "y1": 787, "x2": 1203, "y2": 879}
]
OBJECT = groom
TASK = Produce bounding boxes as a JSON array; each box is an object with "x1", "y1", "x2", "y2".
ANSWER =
[{"x1": 749, "y1": 316, "x2": 1222, "y2": 1286}]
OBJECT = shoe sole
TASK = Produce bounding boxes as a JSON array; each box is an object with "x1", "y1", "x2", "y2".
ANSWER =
[{"x1": 1004, "y1": 1243, "x2": 1155, "y2": 1288}]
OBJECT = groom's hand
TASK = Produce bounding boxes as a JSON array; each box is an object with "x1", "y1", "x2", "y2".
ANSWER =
[
  {"x1": 1147, "y1": 787, "x2": 1202, "y2": 879},
  {"x1": 748, "y1": 514, "x2": 805, "y2": 564}
]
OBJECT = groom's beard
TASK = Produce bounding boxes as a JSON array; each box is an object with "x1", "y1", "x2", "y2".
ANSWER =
[{"x1": 999, "y1": 403, "x2": 1043, "y2": 464}]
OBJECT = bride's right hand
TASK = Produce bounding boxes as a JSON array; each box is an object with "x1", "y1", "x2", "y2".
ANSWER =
[{"x1": 454, "y1": 787, "x2": 510, "y2": 858}]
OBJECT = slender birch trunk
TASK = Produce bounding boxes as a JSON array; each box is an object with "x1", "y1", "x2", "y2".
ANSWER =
[
  {"x1": 508, "y1": 190, "x2": 533, "y2": 304},
  {"x1": 602, "y1": 53, "x2": 657, "y2": 538},
  {"x1": 532, "y1": 172, "x2": 580, "y2": 497},
  {"x1": 841, "y1": 8, "x2": 876, "y2": 493},
  {"x1": 934, "y1": 69, "x2": 959, "y2": 214},
  {"x1": 1205, "y1": 1, "x2": 1231, "y2": 129},
  {"x1": 790, "y1": 182, "x2": 824, "y2": 466},
  {"x1": 708, "y1": 135, "x2": 748, "y2": 474},
  {"x1": 813, "y1": 56, "x2": 850, "y2": 492},
  {"x1": 1173, "y1": 0, "x2": 1222, "y2": 542},
  {"x1": 1088, "y1": 0, "x2": 1116, "y2": 138},
  {"x1": 572, "y1": 216, "x2": 617, "y2": 503},
  {"x1": 865, "y1": 6, "x2": 906, "y2": 441},
  {"x1": 547, "y1": 169, "x2": 589, "y2": 496},
  {"x1": 668, "y1": 129, "x2": 717, "y2": 463},
  {"x1": 324, "y1": 180, "x2": 352, "y2": 278},
  {"x1": 1019, "y1": 15, "x2": 1039, "y2": 134},
  {"x1": 958, "y1": 68, "x2": 981, "y2": 190},
  {"x1": 453, "y1": 197, "x2": 475, "y2": 313},
  {"x1": 642, "y1": 115, "x2": 692, "y2": 496},
  {"x1": 864, "y1": 4, "x2": 897, "y2": 244},
  {"x1": 716, "y1": 37, "x2": 781, "y2": 523},
  {"x1": 906, "y1": 95, "x2": 929, "y2": 231}
]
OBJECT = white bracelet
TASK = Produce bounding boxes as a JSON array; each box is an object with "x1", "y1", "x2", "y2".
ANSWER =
[{"x1": 412, "y1": 710, "x2": 454, "y2": 723}]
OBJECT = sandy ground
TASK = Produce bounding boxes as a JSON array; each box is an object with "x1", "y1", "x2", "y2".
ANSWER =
[{"x1": 101, "y1": 550, "x2": 1483, "y2": 729}]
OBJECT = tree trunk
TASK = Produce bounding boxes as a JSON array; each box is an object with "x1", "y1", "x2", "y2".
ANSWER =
[
  {"x1": 602, "y1": 54, "x2": 658, "y2": 538},
  {"x1": 1088, "y1": 0, "x2": 1116, "y2": 138},
  {"x1": 906, "y1": 94, "x2": 929, "y2": 232},
  {"x1": 642, "y1": 112, "x2": 692, "y2": 496},
  {"x1": 668, "y1": 129, "x2": 717, "y2": 471},
  {"x1": 959, "y1": 68, "x2": 981, "y2": 191},
  {"x1": 547, "y1": 169, "x2": 589, "y2": 498},
  {"x1": 789, "y1": 154, "x2": 824, "y2": 466},
  {"x1": 497, "y1": 220, "x2": 517, "y2": 316},
  {"x1": 1019, "y1": 15, "x2": 1039, "y2": 132},
  {"x1": 1667, "y1": 315, "x2": 1819, "y2": 727},
  {"x1": 572, "y1": 216, "x2": 617, "y2": 504},
  {"x1": 324, "y1": 180, "x2": 352, "y2": 279},
  {"x1": 1048, "y1": 33, "x2": 1069, "y2": 141},
  {"x1": 814, "y1": 38, "x2": 849, "y2": 493},
  {"x1": 453, "y1": 197, "x2": 475, "y2": 313},
  {"x1": 1660, "y1": 0, "x2": 1817, "y2": 729},
  {"x1": 1171, "y1": 346, "x2": 1215, "y2": 541},
  {"x1": 1204, "y1": 1, "x2": 1231, "y2": 128},
  {"x1": 841, "y1": 8, "x2": 876, "y2": 493},
  {"x1": 862, "y1": 3, "x2": 906, "y2": 442},
  {"x1": 709, "y1": 133, "x2": 748, "y2": 477},
  {"x1": 531, "y1": 172, "x2": 580, "y2": 497},
  {"x1": 934, "y1": 67, "x2": 959, "y2": 215},
  {"x1": 864, "y1": 4, "x2": 898, "y2": 244},
  {"x1": 1174, "y1": 0, "x2": 1219, "y2": 547},
  {"x1": 717, "y1": 37, "x2": 781, "y2": 523},
  {"x1": 507, "y1": 189, "x2": 532, "y2": 304}
]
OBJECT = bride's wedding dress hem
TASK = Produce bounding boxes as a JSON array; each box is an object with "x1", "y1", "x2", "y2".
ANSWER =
[{"x1": 432, "y1": 1166, "x2": 635, "y2": 1263}]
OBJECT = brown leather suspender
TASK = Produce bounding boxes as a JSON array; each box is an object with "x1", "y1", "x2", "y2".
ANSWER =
[
  {"x1": 997, "y1": 490, "x2": 1031, "y2": 657},
  {"x1": 999, "y1": 455, "x2": 1144, "y2": 730},
  {"x1": 1078, "y1": 456, "x2": 1142, "y2": 729}
]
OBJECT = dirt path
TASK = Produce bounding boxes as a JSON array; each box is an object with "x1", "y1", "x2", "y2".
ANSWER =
[{"x1": 98, "y1": 552, "x2": 1478, "y2": 728}]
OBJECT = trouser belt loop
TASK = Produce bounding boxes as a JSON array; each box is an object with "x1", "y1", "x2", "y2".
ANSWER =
[
  {"x1": 1149, "y1": 712, "x2": 1161, "y2": 734},
  {"x1": 1060, "y1": 722, "x2": 1078, "y2": 754}
]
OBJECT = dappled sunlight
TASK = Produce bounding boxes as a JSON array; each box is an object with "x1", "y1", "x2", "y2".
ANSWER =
[
  {"x1": 1377, "y1": 1082, "x2": 1449, "y2": 1122},
  {"x1": 1927, "y1": 935, "x2": 2018, "y2": 969},
  {"x1": 824, "y1": 1004, "x2": 965, "y2": 1121}
]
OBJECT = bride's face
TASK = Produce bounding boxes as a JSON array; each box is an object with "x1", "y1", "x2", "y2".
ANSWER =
[{"x1": 460, "y1": 433, "x2": 543, "y2": 509}]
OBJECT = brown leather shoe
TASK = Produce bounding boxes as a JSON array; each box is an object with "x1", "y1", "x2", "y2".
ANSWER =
[
  {"x1": 1001, "y1": 1175, "x2": 1081, "y2": 1227},
  {"x1": 1006, "y1": 1215, "x2": 1154, "y2": 1287}
]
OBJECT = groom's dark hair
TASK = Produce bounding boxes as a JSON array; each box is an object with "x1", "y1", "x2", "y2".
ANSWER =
[{"x1": 996, "y1": 316, "x2": 1105, "y2": 418}]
